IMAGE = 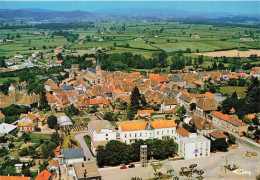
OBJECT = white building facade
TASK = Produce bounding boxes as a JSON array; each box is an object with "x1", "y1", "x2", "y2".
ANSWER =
[{"x1": 179, "y1": 133, "x2": 210, "y2": 160}]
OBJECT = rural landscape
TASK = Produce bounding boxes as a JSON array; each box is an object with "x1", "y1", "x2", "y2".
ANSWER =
[{"x1": 0, "y1": 1, "x2": 259, "y2": 180}]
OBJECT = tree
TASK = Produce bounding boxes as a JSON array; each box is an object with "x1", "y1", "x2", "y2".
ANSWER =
[
  {"x1": 190, "y1": 103, "x2": 196, "y2": 111},
  {"x1": 22, "y1": 132, "x2": 31, "y2": 143},
  {"x1": 214, "y1": 138, "x2": 229, "y2": 152},
  {"x1": 243, "y1": 117, "x2": 252, "y2": 125},
  {"x1": 65, "y1": 104, "x2": 79, "y2": 116},
  {"x1": 104, "y1": 112, "x2": 118, "y2": 121},
  {"x1": 228, "y1": 134, "x2": 236, "y2": 144},
  {"x1": 140, "y1": 95, "x2": 147, "y2": 107},
  {"x1": 47, "y1": 115, "x2": 58, "y2": 129},
  {"x1": 51, "y1": 132, "x2": 60, "y2": 146},
  {"x1": 97, "y1": 145, "x2": 106, "y2": 167},
  {"x1": 22, "y1": 166, "x2": 31, "y2": 177},
  {"x1": 228, "y1": 79, "x2": 237, "y2": 86},
  {"x1": 238, "y1": 78, "x2": 246, "y2": 87},
  {"x1": 198, "y1": 55, "x2": 204, "y2": 64},
  {"x1": 130, "y1": 86, "x2": 141, "y2": 112}
]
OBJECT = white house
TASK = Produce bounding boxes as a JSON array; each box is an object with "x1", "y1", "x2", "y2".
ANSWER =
[
  {"x1": 160, "y1": 98, "x2": 178, "y2": 113},
  {"x1": 88, "y1": 120, "x2": 117, "y2": 142},
  {"x1": 179, "y1": 133, "x2": 210, "y2": 160}
]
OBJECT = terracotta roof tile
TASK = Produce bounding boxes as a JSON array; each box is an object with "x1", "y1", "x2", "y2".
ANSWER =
[{"x1": 35, "y1": 169, "x2": 51, "y2": 180}]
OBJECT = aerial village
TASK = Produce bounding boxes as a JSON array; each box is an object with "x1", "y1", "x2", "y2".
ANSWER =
[{"x1": 0, "y1": 46, "x2": 259, "y2": 180}]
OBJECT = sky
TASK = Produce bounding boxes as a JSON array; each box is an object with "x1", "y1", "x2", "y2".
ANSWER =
[{"x1": 0, "y1": 1, "x2": 259, "y2": 15}]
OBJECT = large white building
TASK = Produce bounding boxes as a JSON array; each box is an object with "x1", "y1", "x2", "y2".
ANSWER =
[
  {"x1": 179, "y1": 133, "x2": 210, "y2": 160},
  {"x1": 117, "y1": 120, "x2": 176, "y2": 144},
  {"x1": 88, "y1": 120, "x2": 117, "y2": 142}
]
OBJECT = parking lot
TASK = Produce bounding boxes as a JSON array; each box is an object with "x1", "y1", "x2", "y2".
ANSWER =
[{"x1": 99, "y1": 142, "x2": 260, "y2": 180}]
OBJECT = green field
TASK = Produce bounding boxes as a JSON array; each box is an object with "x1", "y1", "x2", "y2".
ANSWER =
[
  {"x1": 30, "y1": 133, "x2": 51, "y2": 140},
  {"x1": 220, "y1": 86, "x2": 247, "y2": 98},
  {"x1": 0, "y1": 21, "x2": 259, "y2": 59}
]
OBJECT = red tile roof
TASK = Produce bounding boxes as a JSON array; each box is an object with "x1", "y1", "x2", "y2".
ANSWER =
[
  {"x1": 0, "y1": 176, "x2": 30, "y2": 180},
  {"x1": 35, "y1": 169, "x2": 51, "y2": 180}
]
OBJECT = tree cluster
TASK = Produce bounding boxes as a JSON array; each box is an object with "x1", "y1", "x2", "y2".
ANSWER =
[{"x1": 97, "y1": 139, "x2": 178, "y2": 167}]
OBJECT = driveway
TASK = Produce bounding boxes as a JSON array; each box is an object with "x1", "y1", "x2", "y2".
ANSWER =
[{"x1": 74, "y1": 133, "x2": 96, "y2": 161}]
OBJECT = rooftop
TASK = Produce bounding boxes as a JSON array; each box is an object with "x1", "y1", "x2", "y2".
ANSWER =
[
  {"x1": 73, "y1": 161, "x2": 101, "y2": 179},
  {"x1": 181, "y1": 133, "x2": 210, "y2": 144}
]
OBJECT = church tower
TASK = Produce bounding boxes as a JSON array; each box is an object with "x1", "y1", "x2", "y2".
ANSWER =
[{"x1": 95, "y1": 60, "x2": 102, "y2": 84}]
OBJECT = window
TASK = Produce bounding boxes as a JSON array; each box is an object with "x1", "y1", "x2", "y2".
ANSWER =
[
  {"x1": 135, "y1": 133, "x2": 137, "y2": 137},
  {"x1": 106, "y1": 134, "x2": 108, "y2": 136},
  {"x1": 140, "y1": 133, "x2": 142, "y2": 137},
  {"x1": 106, "y1": 138, "x2": 108, "y2": 140},
  {"x1": 157, "y1": 131, "x2": 159, "y2": 135},
  {"x1": 125, "y1": 134, "x2": 127, "y2": 138},
  {"x1": 130, "y1": 133, "x2": 132, "y2": 137},
  {"x1": 167, "y1": 130, "x2": 169, "y2": 134}
]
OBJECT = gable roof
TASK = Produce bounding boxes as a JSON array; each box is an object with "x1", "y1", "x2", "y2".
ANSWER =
[
  {"x1": 35, "y1": 169, "x2": 51, "y2": 180},
  {"x1": 61, "y1": 148, "x2": 84, "y2": 159},
  {"x1": 47, "y1": 159, "x2": 58, "y2": 169},
  {"x1": 164, "y1": 98, "x2": 177, "y2": 105},
  {"x1": 197, "y1": 98, "x2": 217, "y2": 111},
  {"x1": 209, "y1": 131, "x2": 228, "y2": 139},
  {"x1": 149, "y1": 120, "x2": 176, "y2": 129},
  {"x1": 176, "y1": 126, "x2": 190, "y2": 137}
]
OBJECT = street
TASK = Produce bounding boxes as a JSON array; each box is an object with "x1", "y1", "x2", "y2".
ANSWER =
[{"x1": 74, "y1": 133, "x2": 96, "y2": 161}]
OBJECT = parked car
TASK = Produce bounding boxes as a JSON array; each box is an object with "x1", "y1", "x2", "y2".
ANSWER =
[
  {"x1": 190, "y1": 112, "x2": 194, "y2": 114},
  {"x1": 120, "y1": 165, "x2": 127, "y2": 169},
  {"x1": 128, "y1": 164, "x2": 135, "y2": 168}
]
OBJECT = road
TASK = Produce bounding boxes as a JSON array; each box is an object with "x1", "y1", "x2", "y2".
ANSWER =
[{"x1": 74, "y1": 133, "x2": 96, "y2": 161}]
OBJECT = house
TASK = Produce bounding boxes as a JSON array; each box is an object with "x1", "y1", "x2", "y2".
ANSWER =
[
  {"x1": 168, "y1": 75, "x2": 186, "y2": 87},
  {"x1": 190, "y1": 116, "x2": 215, "y2": 136},
  {"x1": 47, "y1": 159, "x2": 59, "y2": 173},
  {"x1": 73, "y1": 161, "x2": 101, "y2": 180},
  {"x1": 208, "y1": 111, "x2": 249, "y2": 134},
  {"x1": 17, "y1": 113, "x2": 39, "y2": 132},
  {"x1": 178, "y1": 94, "x2": 196, "y2": 109},
  {"x1": 0, "y1": 176, "x2": 30, "y2": 180},
  {"x1": 59, "y1": 148, "x2": 84, "y2": 165},
  {"x1": 88, "y1": 120, "x2": 117, "y2": 142},
  {"x1": 160, "y1": 98, "x2": 178, "y2": 113},
  {"x1": 35, "y1": 169, "x2": 51, "y2": 180},
  {"x1": 179, "y1": 133, "x2": 210, "y2": 160},
  {"x1": 196, "y1": 98, "x2": 217, "y2": 117},
  {"x1": 0, "y1": 111, "x2": 5, "y2": 124},
  {"x1": 112, "y1": 89, "x2": 124, "y2": 100},
  {"x1": 207, "y1": 131, "x2": 228, "y2": 142},
  {"x1": 137, "y1": 109, "x2": 154, "y2": 117}
]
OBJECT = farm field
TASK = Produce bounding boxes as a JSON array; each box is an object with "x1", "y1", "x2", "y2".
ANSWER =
[
  {"x1": 0, "y1": 21, "x2": 259, "y2": 59},
  {"x1": 220, "y1": 86, "x2": 247, "y2": 98},
  {"x1": 194, "y1": 49, "x2": 260, "y2": 57}
]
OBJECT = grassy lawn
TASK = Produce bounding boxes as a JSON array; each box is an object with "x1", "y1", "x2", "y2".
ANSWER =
[
  {"x1": 83, "y1": 135, "x2": 95, "y2": 156},
  {"x1": 63, "y1": 133, "x2": 81, "y2": 149},
  {"x1": 220, "y1": 86, "x2": 247, "y2": 98},
  {"x1": 30, "y1": 133, "x2": 51, "y2": 140}
]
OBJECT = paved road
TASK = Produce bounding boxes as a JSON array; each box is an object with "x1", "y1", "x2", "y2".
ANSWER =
[{"x1": 74, "y1": 133, "x2": 96, "y2": 161}]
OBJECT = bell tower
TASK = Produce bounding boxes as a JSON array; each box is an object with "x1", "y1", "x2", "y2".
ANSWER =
[{"x1": 95, "y1": 60, "x2": 102, "y2": 84}]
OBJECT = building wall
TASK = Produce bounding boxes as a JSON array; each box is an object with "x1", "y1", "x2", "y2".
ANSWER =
[
  {"x1": 119, "y1": 127, "x2": 176, "y2": 144},
  {"x1": 179, "y1": 139, "x2": 210, "y2": 160},
  {"x1": 65, "y1": 158, "x2": 84, "y2": 165}
]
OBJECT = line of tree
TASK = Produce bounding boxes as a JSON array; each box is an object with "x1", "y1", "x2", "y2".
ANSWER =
[{"x1": 97, "y1": 138, "x2": 178, "y2": 167}]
